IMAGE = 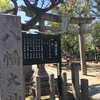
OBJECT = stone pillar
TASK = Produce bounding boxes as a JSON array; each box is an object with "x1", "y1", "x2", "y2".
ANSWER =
[
  {"x1": 78, "y1": 24, "x2": 87, "y2": 75},
  {"x1": 0, "y1": 14, "x2": 24, "y2": 100}
]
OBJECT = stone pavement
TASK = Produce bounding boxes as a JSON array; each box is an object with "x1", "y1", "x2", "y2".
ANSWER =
[
  {"x1": 27, "y1": 64, "x2": 100, "y2": 100},
  {"x1": 45, "y1": 64, "x2": 100, "y2": 100},
  {"x1": 80, "y1": 72, "x2": 100, "y2": 100},
  {"x1": 63, "y1": 69, "x2": 100, "y2": 100}
]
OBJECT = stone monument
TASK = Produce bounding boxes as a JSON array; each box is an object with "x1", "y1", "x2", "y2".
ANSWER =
[{"x1": 0, "y1": 14, "x2": 24, "y2": 100}]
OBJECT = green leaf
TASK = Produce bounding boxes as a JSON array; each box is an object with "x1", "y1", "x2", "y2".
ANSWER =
[{"x1": 0, "y1": 0, "x2": 13, "y2": 12}]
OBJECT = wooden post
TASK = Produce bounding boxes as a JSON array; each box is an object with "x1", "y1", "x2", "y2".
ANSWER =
[
  {"x1": 49, "y1": 74, "x2": 55, "y2": 100},
  {"x1": 79, "y1": 24, "x2": 87, "y2": 75},
  {"x1": 61, "y1": 73, "x2": 68, "y2": 100},
  {"x1": 71, "y1": 63, "x2": 80, "y2": 100},
  {"x1": 35, "y1": 76, "x2": 41, "y2": 100},
  {"x1": 81, "y1": 79, "x2": 89, "y2": 100}
]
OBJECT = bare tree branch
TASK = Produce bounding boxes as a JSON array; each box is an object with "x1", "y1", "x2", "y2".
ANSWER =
[
  {"x1": 5, "y1": 0, "x2": 18, "y2": 15},
  {"x1": 12, "y1": 0, "x2": 18, "y2": 14},
  {"x1": 22, "y1": 0, "x2": 64, "y2": 30},
  {"x1": 43, "y1": 0, "x2": 63, "y2": 12},
  {"x1": 5, "y1": 0, "x2": 64, "y2": 30},
  {"x1": 23, "y1": 0, "x2": 42, "y2": 12}
]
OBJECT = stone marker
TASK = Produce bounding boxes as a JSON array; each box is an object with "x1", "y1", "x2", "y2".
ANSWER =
[{"x1": 0, "y1": 14, "x2": 24, "y2": 100}]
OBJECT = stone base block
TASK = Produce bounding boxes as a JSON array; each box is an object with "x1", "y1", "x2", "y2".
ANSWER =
[{"x1": 29, "y1": 79, "x2": 58, "y2": 97}]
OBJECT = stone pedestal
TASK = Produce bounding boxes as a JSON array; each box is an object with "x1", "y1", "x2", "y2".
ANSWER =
[
  {"x1": 0, "y1": 14, "x2": 24, "y2": 100},
  {"x1": 33, "y1": 64, "x2": 48, "y2": 79},
  {"x1": 32, "y1": 64, "x2": 50, "y2": 96}
]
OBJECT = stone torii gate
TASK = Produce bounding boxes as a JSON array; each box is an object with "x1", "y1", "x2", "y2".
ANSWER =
[{"x1": 22, "y1": 6, "x2": 95, "y2": 75}]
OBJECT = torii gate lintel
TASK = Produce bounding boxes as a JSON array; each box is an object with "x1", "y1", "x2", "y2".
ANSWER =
[{"x1": 22, "y1": 6, "x2": 95, "y2": 75}]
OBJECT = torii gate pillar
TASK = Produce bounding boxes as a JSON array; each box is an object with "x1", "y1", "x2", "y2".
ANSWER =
[{"x1": 79, "y1": 24, "x2": 87, "y2": 75}]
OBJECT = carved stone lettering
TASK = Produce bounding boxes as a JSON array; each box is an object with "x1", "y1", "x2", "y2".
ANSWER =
[
  {"x1": 10, "y1": 30, "x2": 20, "y2": 40},
  {"x1": 7, "y1": 73, "x2": 20, "y2": 87},
  {"x1": 1, "y1": 34, "x2": 9, "y2": 41},
  {"x1": 3, "y1": 50, "x2": 20, "y2": 66},
  {"x1": 8, "y1": 93, "x2": 21, "y2": 100}
]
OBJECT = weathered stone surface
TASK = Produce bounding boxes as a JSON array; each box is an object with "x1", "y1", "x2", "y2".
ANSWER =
[{"x1": 0, "y1": 14, "x2": 24, "y2": 100}]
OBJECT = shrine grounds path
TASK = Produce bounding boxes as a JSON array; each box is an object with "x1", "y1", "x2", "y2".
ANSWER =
[
  {"x1": 26, "y1": 62, "x2": 100, "y2": 100},
  {"x1": 45, "y1": 62, "x2": 100, "y2": 100}
]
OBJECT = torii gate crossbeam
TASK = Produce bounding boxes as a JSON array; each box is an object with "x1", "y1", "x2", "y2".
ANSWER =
[{"x1": 22, "y1": 6, "x2": 95, "y2": 75}]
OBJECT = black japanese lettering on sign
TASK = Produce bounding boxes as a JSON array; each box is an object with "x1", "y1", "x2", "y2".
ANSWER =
[{"x1": 22, "y1": 33, "x2": 61, "y2": 65}]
